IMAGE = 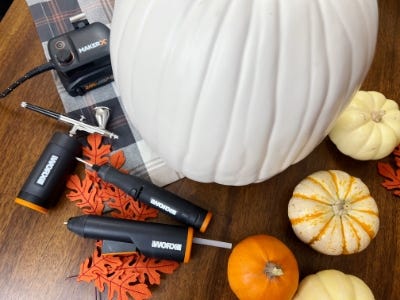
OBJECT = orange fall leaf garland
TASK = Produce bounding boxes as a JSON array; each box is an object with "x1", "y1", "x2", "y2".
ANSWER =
[
  {"x1": 78, "y1": 243, "x2": 152, "y2": 300},
  {"x1": 378, "y1": 145, "x2": 400, "y2": 196},
  {"x1": 65, "y1": 134, "x2": 180, "y2": 300},
  {"x1": 78, "y1": 242, "x2": 179, "y2": 300}
]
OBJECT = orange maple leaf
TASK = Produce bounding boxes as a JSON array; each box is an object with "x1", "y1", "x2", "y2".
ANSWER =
[
  {"x1": 121, "y1": 253, "x2": 180, "y2": 285},
  {"x1": 378, "y1": 145, "x2": 400, "y2": 197},
  {"x1": 78, "y1": 246, "x2": 152, "y2": 300},
  {"x1": 68, "y1": 134, "x2": 177, "y2": 300},
  {"x1": 393, "y1": 145, "x2": 400, "y2": 157},
  {"x1": 66, "y1": 134, "x2": 158, "y2": 219},
  {"x1": 78, "y1": 246, "x2": 124, "y2": 284},
  {"x1": 108, "y1": 150, "x2": 126, "y2": 169},
  {"x1": 107, "y1": 271, "x2": 152, "y2": 300},
  {"x1": 99, "y1": 183, "x2": 158, "y2": 220},
  {"x1": 82, "y1": 134, "x2": 112, "y2": 166},
  {"x1": 66, "y1": 173, "x2": 104, "y2": 215},
  {"x1": 394, "y1": 145, "x2": 400, "y2": 169}
]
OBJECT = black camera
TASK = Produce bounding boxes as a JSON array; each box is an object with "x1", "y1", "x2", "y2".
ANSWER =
[{"x1": 47, "y1": 19, "x2": 114, "y2": 96}]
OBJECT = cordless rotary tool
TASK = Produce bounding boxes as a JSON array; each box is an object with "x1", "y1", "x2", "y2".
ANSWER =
[{"x1": 76, "y1": 158, "x2": 213, "y2": 233}]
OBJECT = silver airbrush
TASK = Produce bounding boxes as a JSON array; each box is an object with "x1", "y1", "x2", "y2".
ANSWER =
[
  {"x1": 16, "y1": 102, "x2": 118, "y2": 213},
  {"x1": 20, "y1": 101, "x2": 118, "y2": 139}
]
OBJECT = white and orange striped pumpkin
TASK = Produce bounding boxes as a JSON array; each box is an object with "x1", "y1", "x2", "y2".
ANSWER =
[
  {"x1": 288, "y1": 170, "x2": 379, "y2": 255},
  {"x1": 110, "y1": 0, "x2": 378, "y2": 185}
]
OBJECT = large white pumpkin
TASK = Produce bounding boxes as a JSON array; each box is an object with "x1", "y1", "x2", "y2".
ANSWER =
[{"x1": 110, "y1": 0, "x2": 378, "y2": 185}]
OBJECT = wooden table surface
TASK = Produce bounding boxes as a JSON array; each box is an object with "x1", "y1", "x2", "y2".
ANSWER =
[{"x1": 0, "y1": 0, "x2": 399, "y2": 299}]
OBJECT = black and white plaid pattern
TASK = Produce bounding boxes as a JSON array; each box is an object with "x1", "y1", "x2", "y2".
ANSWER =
[{"x1": 25, "y1": 0, "x2": 183, "y2": 186}]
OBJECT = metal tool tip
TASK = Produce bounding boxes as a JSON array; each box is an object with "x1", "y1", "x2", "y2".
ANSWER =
[
  {"x1": 192, "y1": 237, "x2": 233, "y2": 249},
  {"x1": 76, "y1": 157, "x2": 89, "y2": 165},
  {"x1": 21, "y1": 101, "x2": 27, "y2": 108},
  {"x1": 75, "y1": 157, "x2": 95, "y2": 168}
]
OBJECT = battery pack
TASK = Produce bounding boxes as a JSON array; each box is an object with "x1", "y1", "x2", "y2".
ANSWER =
[{"x1": 15, "y1": 132, "x2": 81, "y2": 213}]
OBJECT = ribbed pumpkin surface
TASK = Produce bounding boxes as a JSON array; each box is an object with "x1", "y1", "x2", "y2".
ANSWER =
[
  {"x1": 288, "y1": 170, "x2": 379, "y2": 255},
  {"x1": 293, "y1": 269, "x2": 375, "y2": 300},
  {"x1": 329, "y1": 91, "x2": 400, "y2": 160},
  {"x1": 110, "y1": 0, "x2": 378, "y2": 185}
]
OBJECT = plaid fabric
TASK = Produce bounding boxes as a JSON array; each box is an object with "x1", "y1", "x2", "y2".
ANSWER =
[{"x1": 25, "y1": 0, "x2": 183, "y2": 186}]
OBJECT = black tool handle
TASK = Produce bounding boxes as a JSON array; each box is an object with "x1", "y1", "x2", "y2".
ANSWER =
[
  {"x1": 96, "y1": 165, "x2": 212, "y2": 232},
  {"x1": 15, "y1": 132, "x2": 81, "y2": 213},
  {"x1": 67, "y1": 215, "x2": 193, "y2": 262}
]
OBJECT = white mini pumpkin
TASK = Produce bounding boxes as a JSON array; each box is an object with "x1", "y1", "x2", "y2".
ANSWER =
[
  {"x1": 329, "y1": 91, "x2": 400, "y2": 160},
  {"x1": 293, "y1": 269, "x2": 375, "y2": 300},
  {"x1": 110, "y1": 0, "x2": 378, "y2": 185},
  {"x1": 288, "y1": 170, "x2": 379, "y2": 255}
]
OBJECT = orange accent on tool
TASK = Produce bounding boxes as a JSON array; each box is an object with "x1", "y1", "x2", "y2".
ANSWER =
[
  {"x1": 184, "y1": 227, "x2": 194, "y2": 263},
  {"x1": 199, "y1": 211, "x2": 213, "y2": 233},
  {"x1": 15, "y1": 197, "x2": 48, "y2": 214}
]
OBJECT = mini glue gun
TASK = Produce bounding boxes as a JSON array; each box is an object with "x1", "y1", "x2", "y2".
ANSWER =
[
  {"x1": 65, "y1": 214, "x2": 232, "y2": 262},
  {"x1": 76, "y1": 157, "x2": 213, "y2": 232}
]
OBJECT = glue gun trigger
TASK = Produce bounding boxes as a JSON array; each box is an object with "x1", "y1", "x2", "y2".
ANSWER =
[{"x1": 101, "y1": 240, "x2": 137, "y2": 256}]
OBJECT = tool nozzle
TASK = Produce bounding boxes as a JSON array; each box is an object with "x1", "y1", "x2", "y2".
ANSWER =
[{"x1": 193, "y1": 237, "x2": 232, "y2": 249}]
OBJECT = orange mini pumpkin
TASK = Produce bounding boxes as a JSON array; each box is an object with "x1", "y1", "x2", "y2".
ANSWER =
[{"x1": 227, "y1": 235, "x2": 299, "y2": 300}]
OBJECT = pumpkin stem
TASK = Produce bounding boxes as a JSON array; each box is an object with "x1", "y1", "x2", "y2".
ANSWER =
[
  {"x1": 264, "y1": 262, "x2": 284, "y2": 279},
  {"x1": 371, "y1": 110, "x2": 385, "y2": 122},
  {"x1": 332, "y1": 201, "x2": 350, "y2": 216}
]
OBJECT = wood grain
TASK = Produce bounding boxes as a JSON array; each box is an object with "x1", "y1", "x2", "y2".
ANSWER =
[{"x1": 0, "y1": 0, "x2": 399, "y2": 299}]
